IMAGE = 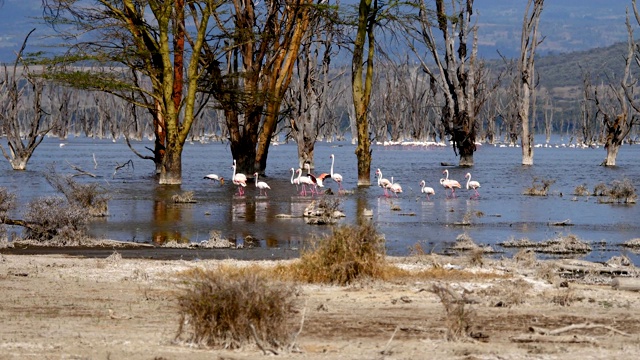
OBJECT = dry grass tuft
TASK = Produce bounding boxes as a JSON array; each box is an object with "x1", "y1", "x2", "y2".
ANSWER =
[
  {"x1": 283, "y1": 222, "x2": 386, "y2": 285},
  {"x1": 512, "y1": 249, "x2": 537, "y2": 267},
  {"x1": 523, "y1": 177, "x2": 556, "y2": 196},
  {"x1": 175, "y1": 268, "x2": 298, "y2": 351}
]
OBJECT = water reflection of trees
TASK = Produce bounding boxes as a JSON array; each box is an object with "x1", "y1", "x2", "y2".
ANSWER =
[{"x1": 152, "y1": 186, "x2": 187, "y2": 244}]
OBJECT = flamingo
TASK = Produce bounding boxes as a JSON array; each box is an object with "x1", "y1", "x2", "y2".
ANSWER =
[
  {"x1": 253, "y1": 172, "x2": 271, "y2": 196},
  {"x1": 203, "y1": 174, "x2": 224, "y2": 185},
  {"x1": 388, "y1": 176, "x2": 403, "y2": 197},
  {"x1": 465, "y1": 172, "x2": 481, "y2": 198},
  {"x1": 329, "y1": 154, "x2": 344, "y2": 192},
  {"x1": 419, "y1": 180, "x2": 435, "y2": 200},
  {"x1": 375, "y1": 168, "x2": 392, "y2": 197},
  {"x1": 296, "y1": 168, "x2": 314, "y2": 196},
  {"x1": 441, "y1": 169, "x2": 461, "y2": 197},
  {"x1": 290, "y1": 168, "x2": 299, "y2": 191},
  {"x1": 231, "y1": 159, "x2": 247, "y2": 196},
  {"x1": 304, "y1": 163, "x2": 319, "y2": 195}
]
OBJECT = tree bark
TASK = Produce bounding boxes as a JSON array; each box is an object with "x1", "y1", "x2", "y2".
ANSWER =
[{"x1": 352, "y1": 0, "x2": 376, "y2": 187}]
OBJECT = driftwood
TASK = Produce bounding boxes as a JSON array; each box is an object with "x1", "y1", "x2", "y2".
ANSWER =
[
  {"x1": 612, "y1": 277, "x2": 640, "y2": 291},
  {"x1": 548, "y1": 219, "x2": 573, "y2": 226},
  {"x1": 512, "y1": 322, "x2": 630, "y2": 344},
  {"x1": 67, "y1": 161, "x2": 97, "y2": 178}
]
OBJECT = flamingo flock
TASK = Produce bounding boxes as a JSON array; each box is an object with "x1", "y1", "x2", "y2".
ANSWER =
[{"x1": 205, "y1": 156, "x2": 481, "y2": 200}]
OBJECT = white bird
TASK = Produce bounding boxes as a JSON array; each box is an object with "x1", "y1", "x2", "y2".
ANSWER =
[
  {"x1": 290, "y1": 167, "x2": 299, "y2": 191},
  {"x1": 231, "y1": 159, "x2": 247, "y2": 196},
  {"x1": 253, "y1": 172, "x2": 271, "y2": 196},
  {"x1": 203, "y1": 174, "x2": 224, "y2": 185},
  {"x1": 330, "y1": 154, "x2": 344, "y2": 192},
  {"x1": 388, "y1": 176, "x2": 403, "y2": 197},
  {"x1": 465, "y1": 172, "x2": 481, "y2": 198},
  {"x1": 441, "y1": 169, "x2": 461, "y2": 197},
  {"x1": 419, "y1": 180, "x2": 435, "y2": 200},
  {"x1": 375, "y1": 168, "x2": 392, "y2": 197},
  {"x1": 296, "y1": 168, "x2": 314, "y2": 196}
]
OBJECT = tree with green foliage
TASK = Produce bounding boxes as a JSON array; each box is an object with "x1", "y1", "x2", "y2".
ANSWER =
[{"x1": 42, "y1": 0, "x2": 217, "y2": 184}]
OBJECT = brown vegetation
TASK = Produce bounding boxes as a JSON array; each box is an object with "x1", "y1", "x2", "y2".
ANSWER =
[
  {"x1": 175, "y1": 268, "x2": 299, "y2": 352},
  {"x1": 44, "y1": 165, "x2": 109, "y2": 216},
  {"x1": 282, "y1": 222, "x2": 386, "y2": 285},
  {"x1": 523, "y1": 177, "x2": 556, "y2": 196},
  {"x1": 23, "y1": 196, "x2": 89, "y2": 244}
]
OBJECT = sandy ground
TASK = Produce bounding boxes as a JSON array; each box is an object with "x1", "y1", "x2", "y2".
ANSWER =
[{"x1": 1, "y1": 251, "x2": 640, "y2": 360}]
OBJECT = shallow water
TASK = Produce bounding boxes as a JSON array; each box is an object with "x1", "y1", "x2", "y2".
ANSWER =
[{"x1": 1, "y1": 137, "x2": 639, "y2": 264}]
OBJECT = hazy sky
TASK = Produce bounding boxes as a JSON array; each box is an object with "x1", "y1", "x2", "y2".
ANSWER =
[{"x1": 0, "y1": 0, "x2": 634, "y2": 62}]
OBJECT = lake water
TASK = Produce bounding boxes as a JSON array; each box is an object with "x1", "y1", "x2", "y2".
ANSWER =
[{"x1": 1, "y1": 137, "x2": 639, "y2": 264}]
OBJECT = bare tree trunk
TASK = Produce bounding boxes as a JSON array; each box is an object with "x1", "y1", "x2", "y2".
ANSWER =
[
  {"x1": 352, "y1": 0, "x2": 377, "y2": 186},
  {"x1": 0, "y1": 29, "x2": 53, "y2": 171},
  {"x1": 518, "y1": 0, "x2": 544, "y2": 166}
]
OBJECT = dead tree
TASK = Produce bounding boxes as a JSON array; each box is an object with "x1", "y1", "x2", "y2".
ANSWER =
[
  {"x1": 410, "y1": 0, "x2": 480, "y2": 166},
  {"x1": 0, "y1": 29, "x2": 55, "y2": 170},
  {"x1": 517, "y1": 0, "x2": 544, "y2": 165}
]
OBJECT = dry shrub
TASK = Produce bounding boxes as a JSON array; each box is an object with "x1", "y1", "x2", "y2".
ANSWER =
[
  {"x1": 550, "y1": 289, "x2": 577, "y2": 306},
  {"x1": 593, "y1": 182, "x2": 608, "y2": 196},
  {"x1": 523, "y1": 177, "x2": 556, "y2": 196},
  {"x1": 606, "y1": 178, "x2": 637, "y2": 204},
  {"x1": 477, "y1": 279, "x2": 532, "y2": 307},
  {"x1": 23, "y1": 196, "x2": 89, "y2": 244},
  {"x1": 45, "y1": 166, "x2": 109, "y2": 216},
  {"x1": 0, "y1": 187, "x2": 16, "y2": 243},
  {"x1": 540, "y1": 234, "x2": 591, "y2": 254},
  {"x1": 172, "y1": 191, "x2": 196, "y2": 203},
  {"x1": 430, "y1": 283, "x2": 475, "y2": 341},
  {"x1": 288, "y1": 222, "x2": 386, "y2": 285},
  {"x1": 574, "y1": 184, "x2": 589, "y2": 196},
  {"x1": 512, "y1": 249, "x2": 537, "y2": 267},
  {"x1": 175, "y1": 268, "x2": 298, "y2": 350}
]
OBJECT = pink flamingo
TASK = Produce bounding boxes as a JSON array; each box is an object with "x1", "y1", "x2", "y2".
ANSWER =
[
  {"x1": 296, "y1": 168, "x2": 314, "y2": 196},
  {"x1": 231, "y1": 159, "x2": 247, "y2": 196},
  {"x1": 375, "y1": 168, "x2": 391, "y2": 197},
  {"x1": 330, "y1": 154, "x2": 344, "y2": 192},
  {"x1": 388, "y1": 177, "x2": 403, "y2": 197},
  {"x1": 441, "y1": 169, "x2": 461, "y2": 197},
  {"x1": 465, "y1": 173, "x2": 481, "y2": 198},
  {"x1": 419, "y1": 180, "x2": 435, "y2": 200},
  {"x1": 253, "y1": 172, "x2": 271, "y2": 196}
]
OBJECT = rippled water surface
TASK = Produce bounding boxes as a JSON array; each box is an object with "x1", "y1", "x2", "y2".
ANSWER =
[{"x1": 2, "y1": 137, "x2": 639, "y2": 264}]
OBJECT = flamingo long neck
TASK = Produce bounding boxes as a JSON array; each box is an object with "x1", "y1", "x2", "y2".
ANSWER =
[
  {"x1": 255, "y1": 174, "x2": 258, "y2": 186},
  {"x1": 466, "y1": 175, "x2": 470, "y2": 189},
  {"x1": 290, "y1": 169, "x2": 294, "y2": 184},
  {"x1": 233, "y1": 160, "x2": 237, "y2": 179},
  {"x1": 377, "y1": 171, "x2": 382, "y2": 186},
  {"x1": 330, "y1": 156, "x2": 335, "y2": 177},
  {"x1": 421, "y1": 182, "x2": 425, "y2": 192},
  {"x1": 296, "y1": 169, "x2": 302, "y2": 182},
  {"x1": 444, "y1": 170, "x2": 449, "y2": 180}
]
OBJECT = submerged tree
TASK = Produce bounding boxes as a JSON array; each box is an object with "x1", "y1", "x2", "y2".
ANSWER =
[
  {"x1": 0, "y1": 29, "x2": 56, "y2": 170},
  {"x1": 351, "y1": 0, "x2": 377, "y2": 186},
  {"x1": 201, "y1": 0, "x2": 315, "y2": 175},
  {"x1": 42, "y1": 0, "x2": 217, "y2": 184},
  {"x1": 409, "y1": 0, "x2": 480, "y2": 166},
  {"x1": 517, "y1": 0, "x2": 544, "y2": 166}
]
